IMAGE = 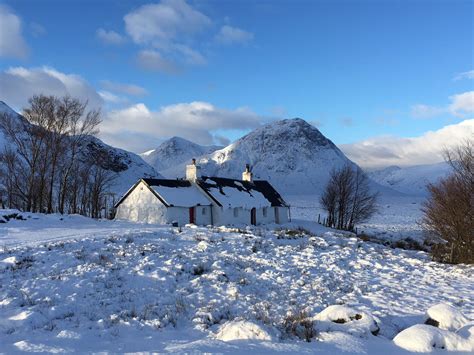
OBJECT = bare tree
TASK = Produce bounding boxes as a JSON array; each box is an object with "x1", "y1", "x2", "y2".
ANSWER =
[
  {"x1": 320, "y1": 164, "x2": 378, "y2": 231},
  {"x1": 0, "y1": 94, "x2": 113, "y2": 218},
  {"x1": 422, "y1": 140, "x2": 474, "y2": 264}
]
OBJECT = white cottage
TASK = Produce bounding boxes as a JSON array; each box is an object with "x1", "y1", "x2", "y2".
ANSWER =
[{"x1": 114, "y1": 161, "x2": 290, "y2": 226}]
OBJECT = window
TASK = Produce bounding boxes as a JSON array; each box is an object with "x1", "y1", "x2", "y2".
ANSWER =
[
  {"x1": 233, "y1": 208, "x2": 239, "y2": 218},
  {"x1": 202, "y1": 207, "x2": 206, "y2": 215},
  {"x1": 263, "y1": 207, "x2": 267, "y2": 217}
]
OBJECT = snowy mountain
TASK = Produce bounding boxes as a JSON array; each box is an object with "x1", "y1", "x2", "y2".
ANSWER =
[
  {"x1": 140, "y1": 136, "x2": 222, "y2": 172},
  {"x1": 161, "y1": 118, "x2": 359, "y2": 195},
  {"x1": 367, "y1": 162, "x2": 451, "y2": 196},
  {"x1": 0, "y1": 101, "x2": 160, "y2": 197}
]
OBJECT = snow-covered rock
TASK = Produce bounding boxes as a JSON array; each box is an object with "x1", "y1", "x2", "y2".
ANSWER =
[
  {"x1": 313, "y1": 305, "x2": 380, "y2": 337},
  {"x1": 424, "y1": 303, "x2": 470, "y2": 331},
  {"x1": 393, "y1": 324, "x2": 474, "y2": 352},
  {"x1": 215, "y1": 320, "x2": 274, "y2": 341},
  {"x1": 141, "y1": 136, "x2": 222, "y2": 173}
]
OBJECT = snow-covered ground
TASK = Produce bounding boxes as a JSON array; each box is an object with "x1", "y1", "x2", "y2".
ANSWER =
[
  {"x1": 1, "y1": 210, "x2": 473, "y2": 353},
  {"x1": 287, "y1": 194, "x2": 427, "y2": 244}
]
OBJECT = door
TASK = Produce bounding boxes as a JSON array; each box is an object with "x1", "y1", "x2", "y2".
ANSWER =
[
  {"x1": 251, "y1": 208, "x2": 257, "y2": 226},
  {"x1": 274, "y1": 207, "x2": 280, "y2": 224},
  {"x1": 189, "y1": 207, "x2": 195, "y2": 224}
]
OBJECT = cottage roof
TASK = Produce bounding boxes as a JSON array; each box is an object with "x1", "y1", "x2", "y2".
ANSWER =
[
  {"x1": 143, "y1": 178, "x2": 212, "y2": 207},
  {"x1": 196, "y1": 176, "x2": 288, "y2": 208}
]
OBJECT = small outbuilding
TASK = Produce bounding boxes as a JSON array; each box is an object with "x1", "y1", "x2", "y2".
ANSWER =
[{"x1": 114, "y1": 160, "x2": 290, "y2": 226}]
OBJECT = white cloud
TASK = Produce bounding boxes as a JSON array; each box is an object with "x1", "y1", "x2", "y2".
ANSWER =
[
  {"x1": 123, "y1": 0, "x2": 211, "y2": 70},
  {"x1": 0, "y1": 5, "x2": 29, "y2": 59},
  {"x1": 411, "y1": 91, "x2": 474, "y2": 119},
  {"x1": 100, "y1": 80, "x2": 147, "y2": 96},
  {"x1": 98, "y1": 90, "x2": 128, "y2": 104},
  {"x1": 340, "y1": 119, "x2": 474, "y2": 168},
  {"x1": 172, "y1": 43, "x2": 206, "y2": 65},
  {"x1": 100, "y1": 101, "x2": 264, "y2": 152},
  {"x1": 454, "y1": 70, "x2": 474, "y2": 81},
  {"x1": 215, "y1": 25, "x2": 254, "y2": 45},
  {"x1": 449, "y1": 91, "x2": 474, "y2": 116},
  {"x1": 124, "y1": 0, "x2": 211, "y2": 45},
  {"x1": 136, "y1": 49, "x2": 178, "y2": 73},
  {"x1": 96, "y1": 28, "x2": 126, "y2": 45},
  {"x1": 0, "y1": 66, "x2": 103, "y2": 111},
  {"x1": 410, "y1": 104, "x2": 445, "y2": 119}
]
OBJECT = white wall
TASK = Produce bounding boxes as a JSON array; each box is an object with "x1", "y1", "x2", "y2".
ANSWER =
[
  {"x1": 211, "y1": 206, "x2": 290, "y2": 226},
  {"x1": 115, "y1": 181, "x2": 168, "y2": 224},
  {"x1": 167, "y1": 205, "x2": 212, "y2": 226}
]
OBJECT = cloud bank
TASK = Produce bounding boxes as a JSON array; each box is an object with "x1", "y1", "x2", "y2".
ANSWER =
[
  {"x1": 0, "y1": 66, "x2": 103, "y2": 110},
  {"x1": 100, "y1": 102, "x2": 264, "y2": 152},
  {"x1": 340, "y1": 119, "x2": 474, "y2": 168}
]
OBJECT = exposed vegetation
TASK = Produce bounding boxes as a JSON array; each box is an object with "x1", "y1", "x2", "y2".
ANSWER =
[
  {"x1": 320, "y1": 164, "x2": 378, "y2": 231},
  {"x1": 422, "y1": 140, "x2": 474, "y2": 264},
  {"x1": 0, "y1": 95, "x2": 116, "y2": 218}
]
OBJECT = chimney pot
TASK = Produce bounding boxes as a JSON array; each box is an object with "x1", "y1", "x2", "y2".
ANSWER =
[
  {"x1": 242, "y1": 164, "x2": 253, "y2": 182},
  {"x1": 186, "y1": 159, "x2": 201, "y2": 181}
]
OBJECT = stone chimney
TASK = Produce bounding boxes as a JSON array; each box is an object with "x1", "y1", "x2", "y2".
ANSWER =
[
  {"x1": 242, "y1": 164, "x2": 253, "y2": 182},
  {"x1": 186, "y1": 158, "x2": 201, "y2": 182}
]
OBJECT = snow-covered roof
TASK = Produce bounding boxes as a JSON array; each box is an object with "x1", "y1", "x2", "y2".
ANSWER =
[
  {"x1": 115, "y1": 177, "x2": 287, "y2": 209},
  {"x1": 197, "y1": 177, "x2": 287, "y2": 208},
  {"x1": 144, "y1": 179, "x2": 212, "y2": 207}
]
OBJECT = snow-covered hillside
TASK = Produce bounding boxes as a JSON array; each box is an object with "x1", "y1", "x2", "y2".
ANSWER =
[
  {"x1": 0, "y1": 101, "x2": 160, "y2": 197},
  {"x1": 141, "y1": 136, "x2": 221, "y2": 173},
  {"x1": 0, "y1": 211, "x2": 473, "y2": 353},
  {"x1": 161, "y1": 119, "x2": 358, "y2": 195},
  {"x1": 368, "y1": 163, "x2": 451, "y2": 196}
]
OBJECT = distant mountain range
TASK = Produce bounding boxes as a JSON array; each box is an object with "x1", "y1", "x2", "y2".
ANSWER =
[
  {"x1": 2, "y1": 101, "x2": 449, "y2": 199},
  {"x1": 145, "y1": 118, "x2": 361, "y2": 195},
  {"x1": 367, "y1": 163, "x2": 451, "y2": 196}
]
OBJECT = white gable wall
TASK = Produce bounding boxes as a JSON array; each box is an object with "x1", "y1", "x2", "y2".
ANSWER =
[{"x1": 115, "y1": 181, "x2": 168, "y2": 224}]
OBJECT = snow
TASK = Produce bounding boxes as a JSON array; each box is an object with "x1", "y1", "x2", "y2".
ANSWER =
[
  {"x1": 205, "y1": 184, "x2": 272, "y2": 208},
  {"x1": 425, "y1": 303, "x2": 470, "y2": 331},
  {"x1": 368, "y1": 163, "x2": 451, "y2": 196},
  {"x1": 0, "y1": 210, "x2": 473, "y2": 353},
  {"x1": 313, "y1": 305, "x2": 380, "y2": 337},
  {"x1": 159, "y1": 119, "x2": 359, "y2": 195},
  {"x1": 141, "y1": 136, "x2": 222, "y2": 174},
  {"x1": 393, "y1": 324, "x2": 474, "y2": 352},
  {"x1": 288, "y1": 194, "x2": 427, "y2": 244},
  {"x1": 215, "y1": 320, "x2": 275, "y2": 341},
  {"x1": 150, "y1": 184, "x2": 212, "y2": 207}
]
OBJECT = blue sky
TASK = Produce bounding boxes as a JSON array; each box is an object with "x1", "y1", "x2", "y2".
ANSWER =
[{"x1": 0, "y1": 0, "x2": 473, "y2": 164}]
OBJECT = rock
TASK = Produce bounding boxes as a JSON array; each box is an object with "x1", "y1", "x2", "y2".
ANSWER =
[
  {"x1": 424, "y1": 303, "x2": 470, "y2": 331},
  {"x1": 215, "y1": 320, "x2": 274, "y2": 342},
  {"x1": 393, "y1": 324, "x2": 473, "y2": 352},
  {"x1": 313, "y1": 305, "x2": 380, "y2": 337}
]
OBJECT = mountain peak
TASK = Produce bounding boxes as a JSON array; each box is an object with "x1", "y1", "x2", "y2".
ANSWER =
[{"x1": 141, "y1": 136, "x2": 222, "y2": 172}]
